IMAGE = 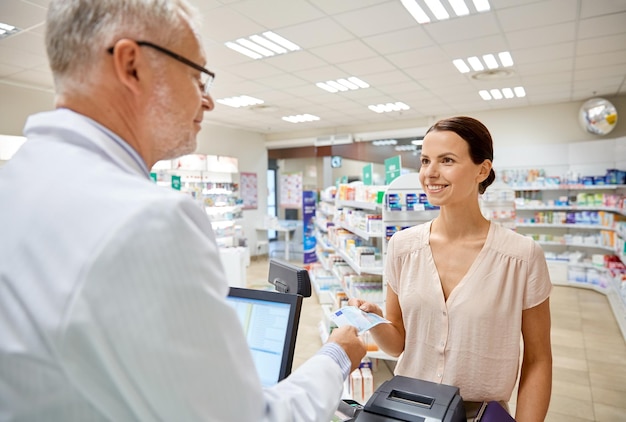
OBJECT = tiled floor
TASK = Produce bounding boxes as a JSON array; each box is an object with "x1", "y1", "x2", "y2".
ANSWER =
[{"x1": 245, "y1": 254, "x2": 626, "y2": 421}]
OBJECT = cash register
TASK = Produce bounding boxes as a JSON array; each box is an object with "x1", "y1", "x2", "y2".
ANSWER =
[
  {"x1": 334, "y1": 376, "x2": 515, "y2": 421},
  {"x1": 352, "y1": 375, "x2": 465, "y2": 422}
]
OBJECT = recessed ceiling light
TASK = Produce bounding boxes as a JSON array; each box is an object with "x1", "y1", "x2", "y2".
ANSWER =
[
  {"x1": 401, "y1": 0, "x2": 430, "y2": 23},
  {"x1": 282, "y1": 114, "x2": 320, "y2": 123},
  {"x1": 501, "y1": 88, "x2": 514, "y2": 99},
  {"x1": 402, "y1": 0, "x2": 491, "y2": 24},
  {"x1": 368, "y1": 102, "x2": 410, "y2": 113},
  {"x1": 453, "y1": 51, "x2": 514, "y2": 74},
  {"x1": 467, "y1": 56, "x2": 484, "y2": 71},
  {"x1": 448, "y1": 0, "x2": 470, "y2": 16},
  {"x1": 479, "y1": 86, "x2": 526, "y2": 101},
  {"x1": 498, "y1": 51, "x2": 513, "y2": 67},
  {"x1": 372, "y1": 139, "x2": 398, "y2": 146},
  {"x1": 216, "y1": 95, "x2": 264, "y2": 108},
  {"x1": 453, "y1": 59, "x2": 470, "y2": 73},
  {"x1": 513, "y1": 86, "x2": 526, "y2": 97},
  {"x1": 316, "y1": 77, "x2": 369, "y2": 93},
  {"x1": 482, "y1": 54, "x2": 498, "y2": 69},
  {"x1": 0, "y1": 22, "x2": 20, "y2": 39},
  {"x1": 490, "y1": 89, "x2": 503, "y2": 100},
  {"x1": 395, "y1": 144, "x2": 417, "y2": 151},
  {"x1": 473, "y1": 0, "x2": 491, "y2": 12},
  {"x1": 225, "y1": 31, "x2": 300, "y2": 60},
  {"x1": 425, "y1": 0, "x2": 450, "y2": 20}
]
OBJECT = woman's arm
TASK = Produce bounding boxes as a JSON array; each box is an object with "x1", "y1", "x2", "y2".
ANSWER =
[{"x1": 516, "y1": 298, "x2": 552, "y2": 421}]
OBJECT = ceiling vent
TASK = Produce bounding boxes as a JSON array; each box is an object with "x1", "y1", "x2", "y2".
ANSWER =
[{"x1": 314, "y1": 134, "x2": 353, "y2": 147}]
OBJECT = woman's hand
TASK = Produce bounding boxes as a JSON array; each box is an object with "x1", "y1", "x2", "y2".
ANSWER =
[{"x1": 347, "y1": 298, "x2": 383, "y2": 318}]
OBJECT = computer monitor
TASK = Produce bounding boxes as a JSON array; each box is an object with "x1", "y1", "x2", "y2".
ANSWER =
[
  {"x1": 268, "y1": 258, "x2": 312, "y2": 297},
  {"x1": 226, "y1": 287, "x2": 303, "y2": 387}
]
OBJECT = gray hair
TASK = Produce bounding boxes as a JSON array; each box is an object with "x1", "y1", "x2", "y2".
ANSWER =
[{"x1": 45, "y1": 0, "x2": 201, "y2": 90}]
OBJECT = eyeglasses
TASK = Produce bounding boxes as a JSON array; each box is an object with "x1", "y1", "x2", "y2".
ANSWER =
[{"x1": 107, "y1": 40, "x2": 215, "y2": 96}]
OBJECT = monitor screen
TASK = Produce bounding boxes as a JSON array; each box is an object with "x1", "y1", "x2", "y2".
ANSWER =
[{"x1": 226, "y1": 287, "x2": 303, "y2": 387}]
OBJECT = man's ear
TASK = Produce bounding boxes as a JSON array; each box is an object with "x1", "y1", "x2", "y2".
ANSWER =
[{"x1": 110, "y1": 40, "x2": 143, "y2": 95}]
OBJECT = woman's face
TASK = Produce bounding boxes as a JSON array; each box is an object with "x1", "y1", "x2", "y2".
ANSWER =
[{"x1": 418, "y1": 129, "x2": 490, "y2": 207}]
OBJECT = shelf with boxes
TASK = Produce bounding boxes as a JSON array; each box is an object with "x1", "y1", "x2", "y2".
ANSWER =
[
  {"x1": 151, "y1": 154, "x2": 244, "y2": 248},
  {"x1": 314, "y1": 182, "x2": 388, "y2": 360},
  {"x1": 502, "y1": 167, "x2": 626, "y2": 340},
  {"x1": 331, "y1": 182, "x2": 386, "y2": 277},
  {"x1": 382, "y1": 173, "x2": 439, "y2": 251},
  {"x1": 310, "y1": 186, "x2": 341, "y2": 305},
  {"x1": 314, "y1": 177, "x2": 443, "y2": 362},
  {"x1": 513, "y1": 184, "x2": 626, "y2": 277}
]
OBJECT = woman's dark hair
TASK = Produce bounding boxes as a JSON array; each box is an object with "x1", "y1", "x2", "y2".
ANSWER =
[{"x1": 425, "y1": 116, "x2": 495, "y2": 194}]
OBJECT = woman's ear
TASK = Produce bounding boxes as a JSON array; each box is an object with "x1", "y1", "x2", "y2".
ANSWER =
[{"x1": 478, "y1": 159, "x2": 492, "y2": 183}]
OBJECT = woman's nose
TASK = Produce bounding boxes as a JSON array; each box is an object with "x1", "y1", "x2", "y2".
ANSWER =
[{"x1": 423, "y1": 163, "x2": 438, "y2": 177}]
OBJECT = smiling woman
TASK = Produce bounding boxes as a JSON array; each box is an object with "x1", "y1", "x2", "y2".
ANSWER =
[{"x1": 349, "y1": 116, "x2": 553, "y2": 421}]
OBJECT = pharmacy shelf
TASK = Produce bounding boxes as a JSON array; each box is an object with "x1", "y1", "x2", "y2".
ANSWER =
[
  {"x1": 513, "y1": 181, "x2": 626, "y2": 341},
  {"x1": 549, "y1": 262, "x2": 626, "y2": 339},
  {"x1": 517, "y1": 205, "x2": 625, "y2": 214},
  {"x1": 607, "y1": 286, "x2": 626, "y2": 341},
  {"x1": 511, "y1": 184, "x2": 626, "y2": 191},
  {"x1": 335, "y1": 248, "x2": 383, "y2": 276},
  {"x1": 516, "y1": 223, "x2": 614, "y2": 230},
  {"x1": 335, "y1": 199, "x2": 382, "y2": 211},
  {"x1": 537, "y1": 241, "x2": 615, "y2": 252},
  {"x1": 309, "y1": 271, "x2": 336, "y2": 305},
  {"x1": 335, "y1": 221, "x2": 382, "y2": 241}
]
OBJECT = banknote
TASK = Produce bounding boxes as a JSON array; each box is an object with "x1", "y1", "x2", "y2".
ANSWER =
[{"x1": 330, "y1": 306, "x2": 390, "y2": 334}]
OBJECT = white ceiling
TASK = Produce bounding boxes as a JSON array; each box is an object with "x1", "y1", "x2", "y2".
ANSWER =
[{"x1": 1, "y1": 0, "x2": 625, "y2": 138}]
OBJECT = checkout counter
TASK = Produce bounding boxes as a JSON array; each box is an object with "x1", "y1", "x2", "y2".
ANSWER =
[
  {"x1": 353, "y1": 375, "x2": 464, "y2": 422},
  {"x1": 334, "y1": 375, "x2": 513, "y2": 422}
]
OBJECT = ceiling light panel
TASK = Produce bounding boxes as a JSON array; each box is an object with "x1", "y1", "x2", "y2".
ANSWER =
[
  {"x1": 452, "y1": 51, "x2": 514, "y2": 74},
  {"x1": 0, "y1": 22, "x2": 20, "y2": 39},
  {"x1": 216, "y1": 95, "x2": 264, "y2": 108},
  {"x1": 282, "y1": 114, "x2": 320, "y2": 123},
  {"x1": 467, "y1": 56, "x2": 484, "y2": 71},
  {"x1": 316, "y1": 77, "x2": 370, "y2": 93},
  {"x1": 401, "y1": 0, "x2": 491, "y2": 24},
  {"x1": 225, "y1": 32, "x2": 300, "y2": 60},
  {"x1": 479, "y1": 86, "x2": 526, "y2": 101},
  {"x1": 372, "y1": 139, "x2": 398, "y2": 146},
  {"x1": 395, "y1": 144, "x2": 418, "y2": 151},
  {"x1": 368, "y1": 102, "x2": 411, "y2": 114}
]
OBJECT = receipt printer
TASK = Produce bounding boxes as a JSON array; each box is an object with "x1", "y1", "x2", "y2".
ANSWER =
[{"x1": 355, "y1": 375, "x2": 465, "y2": 422}]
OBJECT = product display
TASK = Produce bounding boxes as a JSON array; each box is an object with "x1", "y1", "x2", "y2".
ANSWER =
[
  {"x1": 151, "y1": 154, "x2": 244, "y2": 248},
  {"x1": 503, "y1": 168, "x2": 626, "y2": 340},
  {"x1": 314, "y1": 177, "x2": 441, "y2": 363}
]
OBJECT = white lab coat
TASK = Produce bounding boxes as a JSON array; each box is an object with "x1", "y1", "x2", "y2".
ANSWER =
[{"x1": 0, "y1": 109, "x2": 344, "y2": 421}]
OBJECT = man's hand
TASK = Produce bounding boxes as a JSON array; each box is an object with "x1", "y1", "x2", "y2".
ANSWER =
[{"x1": 327, "y1": 325, "x2": 367, "y2": 372}]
